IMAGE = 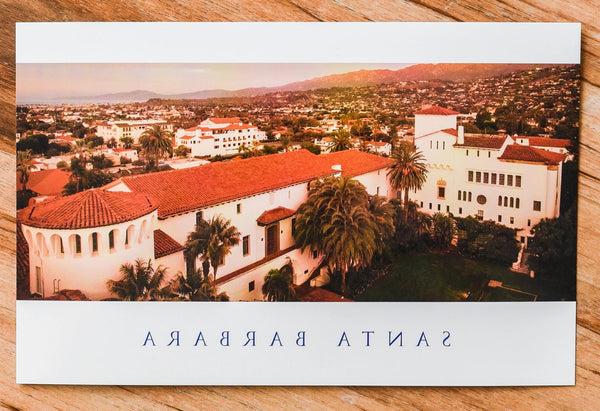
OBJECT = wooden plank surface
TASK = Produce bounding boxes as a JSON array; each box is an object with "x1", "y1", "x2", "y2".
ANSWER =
[{"x1": 1, "y1": 1, "x2": 599, "y2": 408}]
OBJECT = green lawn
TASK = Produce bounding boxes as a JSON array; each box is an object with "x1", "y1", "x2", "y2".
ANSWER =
[{"x1": 356, "y1": 252, "x2": 568, "y2": 302}]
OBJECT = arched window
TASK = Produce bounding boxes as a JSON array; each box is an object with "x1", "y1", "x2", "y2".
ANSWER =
[
  {"x1": 109, "y1": 229, "x2": 116, "y2": 251},
  {"x1": 51, "y1": 234, "x2": 64, "y2": 256},
  {"x1": 516, "y1": 198, "x2": 520, "y2": 209},
  {"x1": 510, "y1": 197, "x2": 514, "y2": 208},
  {"x1": 498, "y1": 196, "x2": 502, "y2": 206},
  {"x1": 125, "y1": 225, "x2": 135, "y2": 248},
  {"x1": 138, "y1": 220, "x2": 148, "y2": 244},
  {"x1": 504, "y1": 197, "x2": 508, "y2": 207},
  {"x1": 91, "y1": 232, "x2": 99, "y2": 253},
  {"x1": 71, "y1": 234, "x2": 82, "y2": 255},
  {"x1": 35, "y1": 232, "x2": 48, "y2": 256}
]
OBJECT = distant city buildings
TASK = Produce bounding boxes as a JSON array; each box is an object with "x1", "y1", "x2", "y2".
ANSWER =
[
  {"x1": 96, "y1": 119, "x2": 173, "y2": 145},
  {"x1": 175, "y1": 117, "x2": 267, "y2": 157}
]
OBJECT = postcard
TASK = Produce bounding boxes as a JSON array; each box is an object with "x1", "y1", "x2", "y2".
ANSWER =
[{"x1": 15, "y1": 22, "x2": 579, "y2": 385}]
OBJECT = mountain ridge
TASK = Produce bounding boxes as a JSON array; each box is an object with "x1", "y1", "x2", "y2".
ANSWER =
[{"x1": 27, "y1": 63, "x2": 559, "y2": 104}]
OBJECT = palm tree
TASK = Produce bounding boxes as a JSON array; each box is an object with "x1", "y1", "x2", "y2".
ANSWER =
[
  {"x1": 367, "y1": 195, "x2": 396, "y2": 249},
  {"x1": 330, "y1": 130, "x2": 353, "y2": 152},
  {"x1": 185, "y1": 218, "x2": 212, "y2": 279},
  {"x1": 107, "y1": 259, "x2": 169, "y2": 301},
  {"x1": 120, "y1": 136, "x2": 134, "y2": 149},
  {"x1": 280, "y1": 134, "x2": 291, "y2": 152},
  {"x1": 139, "y1": 125, "x2": 174, "y2": 169},
  {"x1": 73, "y1": 139, "x2": 91, "y2": 162},
  {"x1": 169, "y1": 268, "x2": 230, "y2": 301},
  {"x1": 66, "y1": 157, "x2": 88, "y2": 194},
  {"x1": 294, "y1": 176, "x2": 380, "y2": 294},
  {"x1": 17, "y1": 149, "x2": 34, "y2": 191},
  {"x1": 387, "y1": 143, "x2": 428, "y2": 222},
  {"x1": 206, "y1": 215, "x2": 241, "y2": 281},
  {"x1": 262, "y1": 264, "x2": 296, "y2": 301}
]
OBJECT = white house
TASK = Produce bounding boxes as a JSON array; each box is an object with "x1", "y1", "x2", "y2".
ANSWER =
[
  {"x1": 174, "y1": 117, "x2": 267, "y2": 157},
  {"x1": 19, "y1": 149, "x2": 393, "y2": 301},
  {"x1": 412, "y1": 106, "x2": 569, "y2": 246},
  {"x1": 96, "y1": 119, "x2": 173, "y2": 145},
  {"x1": 364, "y1": 140, "x2": 392, "y2": 156}
]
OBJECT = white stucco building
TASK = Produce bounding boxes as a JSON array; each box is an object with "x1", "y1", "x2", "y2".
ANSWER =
[
  {"x1": 412, "y1": 106, "x2": 570, "y2": 245},
  {"x1": 96, "y1": 119, "x2": 173, "y2": 145},
  {"x1": 19, "y1": 189, "x2": 184, "y2": 300},
  {"x1": 174, "y1": 117, "x2": 267, "y2": 157},
  {"x1": 19, "y1": 149, "x2": 392, "y2": 300},
  {"x1": 364, "y1": 140, "x2": 392, "y2": 156}
]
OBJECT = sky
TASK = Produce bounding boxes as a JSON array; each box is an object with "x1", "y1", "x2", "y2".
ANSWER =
[{"x1": 16, "y1": 63, "x2": 409, "y2": 102}]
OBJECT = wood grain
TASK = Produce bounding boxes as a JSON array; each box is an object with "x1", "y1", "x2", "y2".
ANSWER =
[{"x1": 1, "y1": 1, "x2": 599, "y2": 408}]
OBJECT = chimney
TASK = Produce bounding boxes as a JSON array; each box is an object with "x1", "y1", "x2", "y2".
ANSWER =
[
  {"x1": 331, "y1": 164, "x2": 342, "y2": 177},
  {"x1": 457, "y1": 125, "x2": 464, "y2": 145}
]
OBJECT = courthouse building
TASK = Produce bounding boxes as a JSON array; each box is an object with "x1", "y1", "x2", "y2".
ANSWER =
[
  {"x1": 19, "y1": 149, "x2": 392, "y2": 300},
  {"x1": 412, "y1": 106, "x2": 569, "y2": 245}
]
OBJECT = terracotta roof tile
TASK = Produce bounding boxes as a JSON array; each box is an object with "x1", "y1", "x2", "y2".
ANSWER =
[
  {"x1": 257, "y1": 207, "x2": 296, "y2": 226},
  {"x1": 118, "y1": 150, "x2": 336, "y2": 218},
  {"x1": 454, "y1": 134, "x2": 507, "y2": 149},
  {"x1": 112, "y1": 150, "x2": 392, "y2": 219},
  {"x1": 416, "y1": 128, "x2": 457, "y2": 139},
  {"x1": 209, "y1": 117, "x2": 241, "y2": 124},
  {"x1": 20, "y1": 189, "x2": 157, "y2": 229},
  {"x1": 223, "y1": 123, "x2": 255, "y2": 130},
  {"x1": 518, "y1": 136, "x2": 571, "y2": 148},
  {"x1": 415, "y1": 106, "x2": 460, "y2": 115},
  {"x1": 17, "y1": 169, "x2": 71, "y2": 196},
  {"x1": 498, "y1": 145, "x2": 566, "y2": 165},
  {"x1": 154, "y1": 229, "x2": 184, "y2": 258},
  {"x1": 320, "y1": 150, "x2": 393, "y2": 177}
]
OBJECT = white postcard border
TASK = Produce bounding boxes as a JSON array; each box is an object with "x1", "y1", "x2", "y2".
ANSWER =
[{"x1": 16, "y1": 22, "x2": 581, "y2": 64}]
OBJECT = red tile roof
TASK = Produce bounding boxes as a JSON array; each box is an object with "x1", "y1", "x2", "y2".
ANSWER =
[
  {"x1": 414, "y1": 106, "x2": 460, "y2": 115},
  {"x1": 416, "y1": 128, "x2": 458, "y2": 139},
  {"x1": 224, "y1": 123, "x2": 255, "y2": 130},
  {"x1": 208, "y1": 117, "x2": 241, "y2": 124},
  {"x1": 320, "y1": 150, "x2": 393, "y2": 177},
  {"x1": 17, "y1": 169, "x2": 71, "y2": 196},
  {"x1": 519, "y1": 136, "x2": 571, "y2": 148},
  {"x1": 114, "y1": 150, "x2": 392, "y2": 219},
  {"x1": 498, "y1": 145, "x2": 566, "y2": 165},
  {"x1": 454, "y1": 134, "x2": 507, "y2": 149},
  {"x1": 20, "y1": 189, "x2": 158, "y2": 229},
  {"x1": 154, "y1": 229, "x2": 184, "y2": 258},
  {"x1": 117, "y1": 150, "x2": 336, "y2": 218},
  {"x1": 257, "y1": 207, "x2": 296, "y2": 226}
]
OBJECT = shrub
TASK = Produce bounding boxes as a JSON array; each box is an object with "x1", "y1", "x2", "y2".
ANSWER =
[
  {"x1": 56, "y1": 160, "x2": 69, "y2": 169},
  {"x1": 431, "y1": 213, "x2": 456, "y2": 249},
  {"x1": 455, "y1": 216, "x2": 518, "y2": 264}
]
